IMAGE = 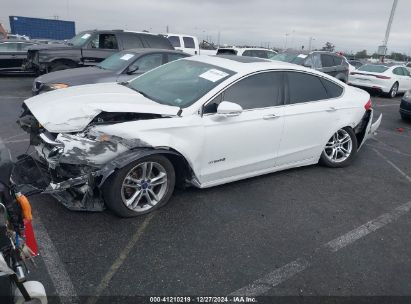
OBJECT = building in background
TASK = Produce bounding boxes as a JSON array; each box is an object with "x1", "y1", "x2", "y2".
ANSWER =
[{"x1": 9, "y1": 16, "x2": 75, "y2": 40}]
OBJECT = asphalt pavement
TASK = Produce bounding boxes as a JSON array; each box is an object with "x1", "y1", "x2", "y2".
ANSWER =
[{"x1": 0, "y1": 76, "x2": 410, "y2": 304}]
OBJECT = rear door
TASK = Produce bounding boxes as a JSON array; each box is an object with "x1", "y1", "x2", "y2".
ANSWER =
[
  {"x1": 277, "y1": 71, "x2": 344, "y2": 166},
  {"x1": 182, "y1": 36, "x2": 198, "y2": 55},
  {"x1": 81, "y1": 33, "x2": 119, "y2": 66}
]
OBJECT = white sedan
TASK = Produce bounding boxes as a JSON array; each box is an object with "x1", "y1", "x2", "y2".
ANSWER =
[
  {"x1": 349, "y1": 64, "x2": 411, "y2": 98},
  {"x1": 18, "y1": 56, "x2": 381, "y2": 217}
]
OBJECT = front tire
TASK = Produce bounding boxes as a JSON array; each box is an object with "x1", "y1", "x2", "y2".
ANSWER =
[
  {"x1": 103, "y1": 155, "x2": 175, "y2": 217},
  {"x1": 319, "y1": 127, "x2": 358, "y2": 168}
]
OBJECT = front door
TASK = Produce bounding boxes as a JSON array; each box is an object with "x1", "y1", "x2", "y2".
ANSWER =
[
  {"x1": 200, "y1": 71, "x2": 285, "y2": 186},
  {"x1": 81, "y1": 33, "x2": 119, "y2": 66}
]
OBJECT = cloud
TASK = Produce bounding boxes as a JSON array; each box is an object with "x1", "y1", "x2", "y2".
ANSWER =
[{"x1": 1, "y1": 0, "x2": 409, "y2": 54}]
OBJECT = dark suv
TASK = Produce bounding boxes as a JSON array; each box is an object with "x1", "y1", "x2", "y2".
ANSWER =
[
  {"x1": 23, "y1": 30, "x2": 174, "y2": 74},
  {"x1": 271, "y1": 51, "x2": 349, "y2": 83}
]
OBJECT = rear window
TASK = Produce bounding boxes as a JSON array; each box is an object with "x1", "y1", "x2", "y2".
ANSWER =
[
  {"x1": 183, "y1": 37, "x2": 195, "y2": 49},
  {"x1": 216, "y1": 49, "x2": 237, "y2": 55},
  {"x1": 333, "y1": 56, "x2": 343, "y2": 66},
  {"x1": 357, "y1": 65, "x2": 389, "y2": 73}
]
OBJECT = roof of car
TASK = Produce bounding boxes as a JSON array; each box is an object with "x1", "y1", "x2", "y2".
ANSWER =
[
  {"x1": 120, "y1": 48, "x2": 190, "y2": 56},
  {"x1": 186, "y1": 55, "x2": 307, "y2": 74},
  {"x1": 213, "y1": 55, "x2": 269, "y2": 63}
]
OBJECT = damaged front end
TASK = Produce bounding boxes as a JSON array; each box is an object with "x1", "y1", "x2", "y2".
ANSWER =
[{"x1": 16, "y1": 109, "x2": 157, "y2": 212}]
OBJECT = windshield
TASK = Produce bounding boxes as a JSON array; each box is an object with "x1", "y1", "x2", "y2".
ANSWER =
[
  {"x1": 128, "y1": 59, "x2": 235, "y2": 108},
  {"x1": 67, "y1": 32, "x2": 93, "y2": 47},
  {"x1": 98, "y1": 51, "x2": 137, "y2": 71},
  {"x1": 271, "y1": 53, "x2": 305, "y2": 64},
  {"x1": 357, "y1": 64, "x2": 389, "y2": 73}
]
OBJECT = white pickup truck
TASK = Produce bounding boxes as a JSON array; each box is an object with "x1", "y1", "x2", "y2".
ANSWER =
[{"x1": 164, "y1": 34, "x2": 217, "y2": 56}]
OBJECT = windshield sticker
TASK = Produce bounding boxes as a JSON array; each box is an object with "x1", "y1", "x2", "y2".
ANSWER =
[
  {"x1": 297, "y1": 54, "x2": 307, "y2": 58},
  {"x1": 199, "y1": 69, "x2": 229, "y2": 82},
  {"x1": 120, "y1": 54, "x2": 134, "y2": 61},
  {"x1": 81, "y1": 33, "x2": 91, "y2": 39}
]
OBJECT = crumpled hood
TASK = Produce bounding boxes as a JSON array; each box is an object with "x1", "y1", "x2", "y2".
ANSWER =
[
  {"x1": 35, "y1": 67, "x2": 115, "y2": 86},
  {"x1": 24, "y1": 83, "x2": 180, "y2": 133}
]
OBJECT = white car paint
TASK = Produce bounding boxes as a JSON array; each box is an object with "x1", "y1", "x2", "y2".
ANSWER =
[
  {"x1": 23, "y1": 56, "x2": 379, "y2": 190},
  {"x1": 349, "y1": 65, "x2": 411, "y2": 94},
  {"x1": 217, "y1": 47, "x2": 277, "y2": 59},
  {"x1": 165, "y1": 33, "x2": 217, "y2": 56}
]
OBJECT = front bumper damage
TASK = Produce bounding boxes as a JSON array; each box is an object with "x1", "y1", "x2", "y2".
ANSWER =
[{"x1": 14, "y1": 130, "x2": 152, "y2": 212}]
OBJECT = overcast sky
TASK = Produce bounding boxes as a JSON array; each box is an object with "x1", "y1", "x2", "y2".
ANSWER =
[{"x1": 1, "y1": 0, "x2": 410, "y2": 54}]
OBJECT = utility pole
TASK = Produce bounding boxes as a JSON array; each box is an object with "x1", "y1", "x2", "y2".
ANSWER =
[{"x1": 378, "y1": 0, "x2": 398, "y2": 62}]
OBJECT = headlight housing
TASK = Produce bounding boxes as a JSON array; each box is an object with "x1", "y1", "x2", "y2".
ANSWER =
[
  {"x1": 48, "y1": 83, "x2": 69, "y2": 90},
  {"x1": 404, "y1": 90, "x2": 411, "y2": 101}
]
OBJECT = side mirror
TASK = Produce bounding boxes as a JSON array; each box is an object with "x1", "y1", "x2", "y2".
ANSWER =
[
  {"x1": 127, "y1": 66, "x2": 139, "y2": 75},
  {"x1": 216, "y1": 101, "x2": 243, "y2": 117}
]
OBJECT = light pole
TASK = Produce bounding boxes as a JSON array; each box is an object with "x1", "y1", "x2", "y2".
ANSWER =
[{"x1": 308, "y1": 36, "x2": 316, "y2": 51}]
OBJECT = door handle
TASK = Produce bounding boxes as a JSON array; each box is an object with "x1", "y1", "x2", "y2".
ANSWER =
[
  {"x1": 326, "y1": 107, "x2": 337, "y2": 112},
  {"x1": 263, "y1": 114, "x2": 279, "y2": 120}
]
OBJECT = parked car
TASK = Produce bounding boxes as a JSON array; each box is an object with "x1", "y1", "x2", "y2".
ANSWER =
[
  {"x1": 271, "y1": 51, "x2": 349, "y2": 83},
  {"x1": 17, "y1": 55, "x2": 381, "y2": 217},
  {"x1": 0, "y1": 40, "x2": 38, "y2": 74},
  {"x1": 32, "y1": 49, "x2": 190, "y2": 94},
  {"x1": 23, "y1": 30, "x2": 174, "y2": 74},
  {"x1": 164, "y1": 34, "x2": 217, "y2": 56},
  {"x1": 349, "y1": 64, "x2": 411, "y2": 98},
  {"x1": 400, "y1": 90, "x2": 411, "y2": 121},
  {"x1": 349, "y1": 59, "x2": 364, "y2": 69},
  {"x1": 405, "y1": 62, "x2": 411, "y2": 74},
  {"x1": 216, "y1": 47, "x2": 277, "y2": 59}
]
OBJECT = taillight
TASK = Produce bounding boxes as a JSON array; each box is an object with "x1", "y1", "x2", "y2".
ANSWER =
[
  {"x1": 364, "y1": 99, "x2": 372, "y2": 110},
  {"x1": 376, "y1": 75, "x2": 391, "y2": 79}
]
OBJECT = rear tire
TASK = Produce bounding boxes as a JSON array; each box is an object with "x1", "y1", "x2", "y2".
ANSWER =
[
  {"x1": 103, "y1": 155, "x2": 175, "y2": 217},
  {"x1": 387, "y1": 82, "x2": 399, "y2": 98},
  {"x1": 319, "y1": 127, "x2": 358, "y2": 168}
]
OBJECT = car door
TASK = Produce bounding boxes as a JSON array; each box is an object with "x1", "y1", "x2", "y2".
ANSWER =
[
  {"x1": 400, "y1": 68, "x2": 411, "y2": 91},
  {"x1": 319, "y1": 54, "x2": 337, "y2": 77},
  {"x1": 0, "y1": 42, "x2": 24, "y2": 72},
  {"x1": 81, "y1": 33, "x2": 119, "y2": 66},
  {"x1": 200, "y1": 71, "x2": 285, "y2": 185},
  {"x1": 277, "y1": 71, "x2": 343, "y2": 166}
]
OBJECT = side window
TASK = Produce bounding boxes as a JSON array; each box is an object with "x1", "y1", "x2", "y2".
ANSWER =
[
  {"x1": 143, "y1": 35, "x2": 173, "y2": 49},
  {"x1": 122, "y1": 34, "x2": 144, "y2": 49},
  {"x1": 167, "y1": 36, "x2": 181, "y2": 47},
  {"x1": 242, "y1": 50, "x2": 253, "y2": 57},
  {"x1": 393, "y1": 68, "x2": 404, "y2": 76},
  {"x1": 89, "y1": 34, "x2": 118, "y2": 49},
  {"x1": 333, "y1": 56, "x2": 343, "y2": 66},
  {"x1": 21, "y1": 43, "x2": 34, "y2": 50},
  {"x1": 167, "y1": 53, "x2": 187, "y2": 62},
  {"x1": 0, "y1": 43, "x2": 19, "y2": 51},
  {"x1": 222, "y1": 72, "x2": 284, "y2": 110},
  {"x1": 129, "y1": 53, "x2": 163, "y2": 73},
  {"x1": 286, "y1": 72, "x2": 329, "y2": 104},
  {"x1": 183, "y1": 37, "x2": 195, "y2": 49},
  {"x1": 321, "y1": 54, "x2": 335, "y2": 67},
  {"x1": 312, "y1": 54, "x2": 322, "y2": 68},
  {"x1": 320, "y1": 78, "x2": 344, "y2": 98},
  {"x1": 402, "y1": 68, "x2": 410, "y2": 76}
]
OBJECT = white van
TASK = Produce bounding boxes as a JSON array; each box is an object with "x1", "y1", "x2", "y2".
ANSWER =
[{"x1": 165, "y1": 34, "x2": 217, "y2": 56}]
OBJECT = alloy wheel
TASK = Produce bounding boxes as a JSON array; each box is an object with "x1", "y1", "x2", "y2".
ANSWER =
[
  {"x1": 120, "y1": 161, "x2": 168, "y2": 212},
  {"x1": 324, "y1": 129, "x2": 353, "y2": 163}
]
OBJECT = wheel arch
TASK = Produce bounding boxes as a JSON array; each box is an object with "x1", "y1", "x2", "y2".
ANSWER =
[{"x1": 98, "y1": 148, "x2": 197, "y2": 189}]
